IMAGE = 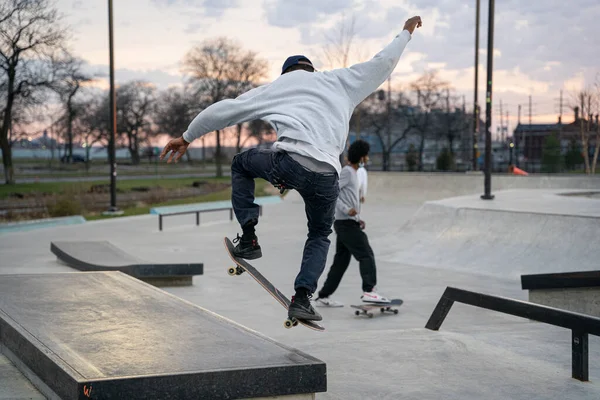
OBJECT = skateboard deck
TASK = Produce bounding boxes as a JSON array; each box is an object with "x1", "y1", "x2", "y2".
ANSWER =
[
  {"x1": 223, "y1": 237, "x2": 324, "y2": 331},
  {"x1": 351, "y1": 299, "x2": 403, "y2": 318}
]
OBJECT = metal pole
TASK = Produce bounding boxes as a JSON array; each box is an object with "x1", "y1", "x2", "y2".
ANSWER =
[
  {"x1": 107, "y1": 0, "x2": 119, "y2": 212},
  {"x1": 472, "y1": 0, "x2": 480, "y2": 171},
  {"x1": 516, "y1": 104, "x2": 521, "y2": 167},
  {"x1": 481, "y1": 0, "x2": 495, "y2": 200},
  {"x1": 386, "y1": 76, "x2": 391, "y2": 171}
]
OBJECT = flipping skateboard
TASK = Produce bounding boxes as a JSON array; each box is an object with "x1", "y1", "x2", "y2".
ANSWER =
[
  {"x1": 223, "y1": 237, "x2": 325, "y2": 331},
  {"x1": 351, "y1": 299, "x2": 403, "y2": 318}
]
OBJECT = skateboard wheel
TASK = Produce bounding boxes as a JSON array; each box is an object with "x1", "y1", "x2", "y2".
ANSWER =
[
  {"x1": 355, "y1": 310, "x2": 360, "y2": 316},
  {"x1": 393, "y1": 309, "x2": 399, "y2": 314},
  {"x1": 227, "y1": 267, "x2": 236, "y2": 276},
  {"x1": 284, "y1": 319, "x2": 294, "y2": 329},
  {"x1": 380, "y1": 308, "x2": 385, "y2": 313}
]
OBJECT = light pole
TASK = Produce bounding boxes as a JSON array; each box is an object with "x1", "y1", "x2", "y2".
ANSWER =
[
  {"x1": 481, "y1": 0, "x2": 495, "y2": 200},
  {"x1": 472, "y1": 0, "x2": 480, "y2": 171},
  {"x1": 104, "y1": 0, "x2": 121, "y2": 214}
]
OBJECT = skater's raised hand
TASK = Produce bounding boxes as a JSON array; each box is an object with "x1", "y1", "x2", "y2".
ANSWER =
[
  {"x1": 359, "y1": 220, "x2": 366, "y2": 230},
  {"x1": 160, "y1": 136, "x2": 189, "y2": 163},
  {"x1": 403, "y1": 16, "x2": 422, "y2": 34}
]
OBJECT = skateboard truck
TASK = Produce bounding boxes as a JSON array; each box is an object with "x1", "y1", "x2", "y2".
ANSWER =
[
  {"x1": 284, "y1": 318, "x2": 299, "y2": 329},
  {"x1": 227, "y1": 266, "x2": 245, "y2": 276}
]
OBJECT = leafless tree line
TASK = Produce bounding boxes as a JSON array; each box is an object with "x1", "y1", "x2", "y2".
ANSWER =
[
  {"x1": 0, "y1": 1, "x2": 274, "y2": 183},
  {"x1": 2, "y1": 3, "x2": 598, "y2": 185}
]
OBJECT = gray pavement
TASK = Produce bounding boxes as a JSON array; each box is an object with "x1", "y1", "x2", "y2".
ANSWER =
[{"x1": 1, "y1": 173, "x2": 600, "y2": 399}]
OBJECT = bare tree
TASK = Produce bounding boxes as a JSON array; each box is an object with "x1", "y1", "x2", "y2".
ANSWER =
[
  {"x1": 239, "y1": 119, "x2": 275, "y2": 152},
  {"x1": 320, "y1": 12, "x2": 371, "y2": 163},
  {"x1": 0, "y1": 0, "x2": 67, "y2": 183},
  {"x1": 320, "y1": 13, "x2": 368, "y2": 70},
  {"x1": 571, "y1": 87, "x2": 597, "y2": 174},
  {"x1": 439, "y1": 89, "x2": 469, "y2": 155},
  {"x1": 182, "y1": 37, "x2": 268, "y2": 177},
  {"x1": 592, "y1": 77, "x2": 600, "y2": 174},
  {"x1": 408, "y1": 71, "x2": 446, "y2": 170},
  {"x1": 153, "y1": 86, "x2": 198, "y2": 162},
  {"x1": 357, "y1": 91, "x2": 413, "y2": 171},
  {"x1": 72, "y1": 96, "x2": 109, "y2": 165},
  {"x1": 116, "y1": 80, "x2": 156, "y2": 165},
  {"x1": 51, "y1": 53, "x2": 92, "y2": 163}
]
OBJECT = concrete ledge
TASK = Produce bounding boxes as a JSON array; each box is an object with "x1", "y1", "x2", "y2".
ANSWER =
[
  {"x1": 521, "y1": 270, "x2": 600, "y2": 290},
  {"x1": 50, "y1": 240, "x2": 203, "y2": 286},
  {"x1": 0, "y1": 272, "x2": 326, "y2": 400},
  {"x1": 522, "y1": 270, "x2": 600, "y2": 317},
  {"x1": 528, "y1": 288, "x2": 600, "y2": 318}
]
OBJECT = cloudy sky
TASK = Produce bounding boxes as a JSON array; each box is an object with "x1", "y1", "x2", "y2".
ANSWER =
[{"x1": 56, "y1": 0, "x2": 599, "y2": 137}]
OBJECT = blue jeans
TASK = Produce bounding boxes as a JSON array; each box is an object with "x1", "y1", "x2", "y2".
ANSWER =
[{"x1": 230, "y1": 148, "x2": 339, "y2": 294}]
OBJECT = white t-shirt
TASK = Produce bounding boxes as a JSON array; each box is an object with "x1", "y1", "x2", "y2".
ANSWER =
[{"x1": 357, "y1": 166, "x2": 368, "y2": 199}]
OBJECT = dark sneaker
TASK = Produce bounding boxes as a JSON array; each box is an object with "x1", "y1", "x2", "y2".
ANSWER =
[
  {"x1": 232, "y1": 233, "x2": 262, "y2": 260},
  {"x1": 288, "y1": 295, "x2": 323, "y2": 321}
]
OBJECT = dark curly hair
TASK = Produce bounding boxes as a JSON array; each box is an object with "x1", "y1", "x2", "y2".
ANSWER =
[{"x1": 347, "y1": 139, "x2": 370, "y2": 164}]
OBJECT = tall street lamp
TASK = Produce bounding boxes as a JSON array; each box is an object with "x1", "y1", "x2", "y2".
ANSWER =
[
  {"x1": 481, "y1": 0, "x2": 495, "y2": 201},
  {"x1": 104, "y1": 0, "x2": 121, "y2": 215},
  {"x1": 472, "y1": 0, "x2": 480, "y2": 171}
]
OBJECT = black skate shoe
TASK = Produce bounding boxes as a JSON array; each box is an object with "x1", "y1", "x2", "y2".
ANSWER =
[
  {"x1": 288, "y1": 290, "x2": 322, "y2": 321},
  {"x1": 232, "y1": 233, "x2": 262, "y2": 260}
]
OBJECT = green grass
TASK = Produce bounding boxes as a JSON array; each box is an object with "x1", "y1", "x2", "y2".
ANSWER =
[
  {"x1": 16, "y1": 168, "x2": 219, "y2": 179},
  {"x1": 84, "y1": 180, "x2": 271, "y2": 221},
  {"x1": 0, "y1": 177, "x2": 231, "y2": 199}
]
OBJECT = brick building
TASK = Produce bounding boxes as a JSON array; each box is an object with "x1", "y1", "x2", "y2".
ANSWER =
[{"x1": 513, "y1": 107, "x2": 598, "y2": 167}]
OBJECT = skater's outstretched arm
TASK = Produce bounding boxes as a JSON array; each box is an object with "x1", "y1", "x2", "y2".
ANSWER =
[
  {"x1": 160, "y1": 84, "x2": 270, "y2": 163},
  {"x1": 330, "y1": 16, "x2": 422, "y2": 107},
  {"x1": 183, "y1": 84, "x2": 271, "y2": 143}
]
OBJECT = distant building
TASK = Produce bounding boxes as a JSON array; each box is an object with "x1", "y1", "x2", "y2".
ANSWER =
[{"x1": 513, "y1": 107, "x2": 598, "y2": 164}]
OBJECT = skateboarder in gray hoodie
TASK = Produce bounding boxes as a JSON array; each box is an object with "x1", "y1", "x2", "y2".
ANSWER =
[{"x1": 160, "y1": 16, "x2": 422, "y2": 323}]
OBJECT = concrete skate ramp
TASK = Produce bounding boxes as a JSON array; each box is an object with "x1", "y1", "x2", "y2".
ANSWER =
[
  {"x1": 365, "y1": 172, "x2": 600, "y2": 204},
  {"x1": 51, "y1": 240, "x2": 203, "y2": 286},
  {"x1": 0, "y1": 272, "x2": 326, "y2": 400},
  {"x1": 282, "y1": 172, "x2": 600, "y2": 206},
  {"x1": 378, "y1": 189, "x2": 600, "y2": 279}
]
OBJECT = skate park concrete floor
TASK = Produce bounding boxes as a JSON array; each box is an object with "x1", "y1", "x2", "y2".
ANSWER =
[{"x1": 1, "y1": 172, "x2": 600, "y2": 399}]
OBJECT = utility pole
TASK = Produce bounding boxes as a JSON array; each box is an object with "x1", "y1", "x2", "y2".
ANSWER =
[
  {"x1": 499, "y1": 99, "x2": 503, "y2": 142},
  {"x1": 529, "y1": 95, "x2": 532, "y2": 126},
  {"x1": 525, "y1": 94, "x2": 531, "y2": 162},
  {"x1": 472, "y1": 0, "x2": 481, "y2": 171},
  {"x1": 506, "y1": 111, "x2": 509, "y2": 141},
  {"x1": 481, "y1": 0, "x2": 495, "y2": 200},
  {"x1": 104, "y1": 0, "x2": 121, "y2": 215},
  {"x1": 516, "y1": 104, "x2": 521, "y2": 167},
  {"x1": 558, "y1": 89, "x2": 563, "y2": 145}
]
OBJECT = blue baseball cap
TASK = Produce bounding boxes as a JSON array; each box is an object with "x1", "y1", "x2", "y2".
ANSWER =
[{"x1": 281, "y1": 55, "x2": 314, "y2": 74}]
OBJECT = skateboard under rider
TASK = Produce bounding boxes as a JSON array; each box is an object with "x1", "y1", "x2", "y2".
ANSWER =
[{"x1": 223, "y1": 237, "x2": 325, "y2": 331}]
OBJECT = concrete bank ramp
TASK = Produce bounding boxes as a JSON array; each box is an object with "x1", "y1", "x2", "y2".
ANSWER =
[
  {"x1": 50, "y1": 240, "x2": 204, "y2": 286},
  {"x1": 379, "y1": 189, "x2": 600, "y2": 279}
]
